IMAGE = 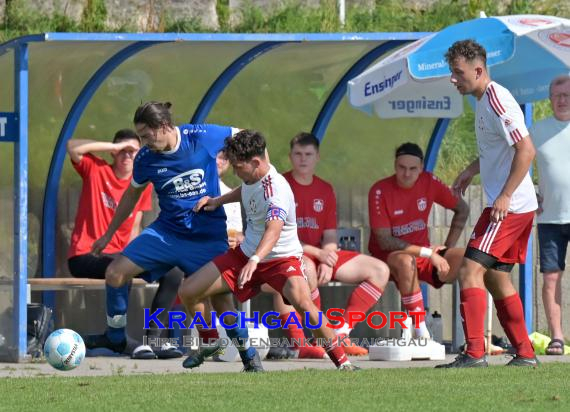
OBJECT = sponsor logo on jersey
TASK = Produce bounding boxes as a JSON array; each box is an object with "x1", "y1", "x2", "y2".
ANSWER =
[
  {"x1": 161, "y1": 169, "x2": 207, "y2": 198},
  {"x1": 313, "y1": 199, "x2": 324, "y2": 213},
  {"x1": 394, "y1": 209, "x2": 403, "y2": 215},
  {"x1": 157, "y1": 167, "x2": 168, "y2": 174},
  {"x1": 101, "y1": 192, "x2": 118, "y2": 211},
  {"x1": 392, "y1": 219, "x2": 426, "y2": 237},
  {"x1": 286, "y1": 266, "x2": 296, "y2": 273},
  {"x1": 417, "y1": 197, "x2": 427, "y2": 211},
  {"x1": 297, "y1": 217, "x2": 319, "y2": 229}
]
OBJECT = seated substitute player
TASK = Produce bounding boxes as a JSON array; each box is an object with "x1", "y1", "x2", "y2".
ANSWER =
[
  {"x1": 368, "y1": 142, "x2": 469, "y2": 338},
  {"x1": 182, "y1": 129, "x2": 359, "y2": 371},
  {"x1": 264, "y1": 132, "x2": 389, "y2": 358},
  {"x1": 87, "y1": 102, "x2": 256, "y2": 370},
  {"x1": 67, "y1": 130, "x2": 183, "y2": 359}
]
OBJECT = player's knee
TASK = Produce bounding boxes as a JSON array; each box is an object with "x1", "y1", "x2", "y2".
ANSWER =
[
  {"x1": 105, "y1": 264, "x2": 125, "y2": 288},
  {"x1": 388, "y1": 254, "x2": 414, "y2": 279},
  {"x1": 370, "y1": 259, "x2": 390, "y2": 285},
  {"x1": 293, "y1": 297, "x2": 314, "y2": 314},
  {"x1": 178, "y1": 280, "x2": 200, "y2": 305}
]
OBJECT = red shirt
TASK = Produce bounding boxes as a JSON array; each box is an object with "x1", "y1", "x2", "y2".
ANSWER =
[
  {"x1": 368, "y1": 172, "x2": 458, "y2": 261},
  {"x1": 283, "y1": 171, "x2": 337, "y2": 247},
  {"x1": 68, "y1": 154, "x2": 153, "y2": 257}
]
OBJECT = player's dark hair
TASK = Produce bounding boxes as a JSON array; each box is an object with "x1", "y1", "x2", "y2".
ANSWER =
[
  {"x1": 224, "y1": 129, "x2": 267, "y2": 163},
  {"x1": 133, "y1": 101, "x2": 173, "y2": 129},
  {"x1": 112, "y1": 128, "x2": 140, "y2": 144},
  {"x1": 445, "y1": 39, "x2": 487, "y2": 66},
  {"x1": 290, "y1": 132, "x2": 320, "y2": 151},
  {"x1": 395, "y1": 142, "x2": 424, "y2": 161}
]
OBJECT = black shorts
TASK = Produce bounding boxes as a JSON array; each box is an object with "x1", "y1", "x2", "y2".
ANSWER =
[{"x1": 68, "y1": 254, "x2": 115, "y2": 279}]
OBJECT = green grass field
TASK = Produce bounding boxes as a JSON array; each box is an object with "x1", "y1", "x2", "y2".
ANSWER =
[{"x1": 0, "y1": 363, "x2": 568, "y2": 411}]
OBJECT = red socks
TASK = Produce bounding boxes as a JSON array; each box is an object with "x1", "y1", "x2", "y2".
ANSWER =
[
  {"x1": 278, "y1": 313, "x2": 325, "y2": 359},
  {"x1": 495, "y1": 293, "x2": 534, "y2": 358},
  {"x1": 324, "y1": 340, "x2": 349, "y2": 368},
  {"x1": 198, "y1": 328, "x2": 219, "y2": 345},
  {"x1": 402, "y1": 290, "x2": 425, "y2": 326},
  {"x1": 311, "y1": 288, "x2": 321, "y2": 310},
  {"x1": 342, "y1": 281, "x2": 383, "y2": 326},
  {"x1": 460, "y1": 288, "x2": 487, "y2": 358}
]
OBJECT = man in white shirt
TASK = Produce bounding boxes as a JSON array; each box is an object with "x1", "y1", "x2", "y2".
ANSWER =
[
  {"x1": 436, "y1": 40, "x2": 538, "y2": 368},
  {"x1": 531, "y1": 75, "x2": 570, "y2": 355},
  {"x1": 217, "y1": 150, "x2": 244, "y2": 248},
  {"x1": 182, "y1": 129, "x2": 359, "y2": 371}
]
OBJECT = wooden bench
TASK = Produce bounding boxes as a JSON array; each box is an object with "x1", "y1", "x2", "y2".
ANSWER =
[
  {"x1": 27, "y1": 277, "x2": 158, "y2": 304},
  {"x1": 28, "y1": 277, "x2": 157, "y2": 291}
]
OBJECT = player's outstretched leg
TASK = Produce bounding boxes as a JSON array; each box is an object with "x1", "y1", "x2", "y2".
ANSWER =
[
  {"x1": 281, "y1": 277, "x2": 359, "y2": 371},
  {"x1": 83, "y1": 256, "x2": 144, "y2": 355},
  {"x1": 179, "y1": 262, "x2": 264, "y2": 372},
  {"x1": 333, "y1": 255, "x2": 388, "y2": 355}
]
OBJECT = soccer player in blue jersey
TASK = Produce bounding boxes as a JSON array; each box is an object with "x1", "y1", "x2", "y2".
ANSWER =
[{"x1": 87, "y1": 101, "x2": 262, "y2": 370}]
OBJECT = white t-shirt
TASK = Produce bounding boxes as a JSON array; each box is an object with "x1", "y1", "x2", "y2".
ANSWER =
[
  {"x1": 530, "y1": 117, "x2": 570, "y2": 223},
  {"x1": 240, "y1": 164, "x2": 303, "y2": 260},
  {"x1": 475, "y1": 81, "x2": 537, "y2": 213},
  {"x1": 219, "y1": 180, "x2": 243, "y2": 232}
]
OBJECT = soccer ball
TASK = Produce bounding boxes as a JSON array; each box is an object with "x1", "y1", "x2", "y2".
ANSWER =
[{"x1": 43, "y1": 329, "x2": 86, "y2": 371}]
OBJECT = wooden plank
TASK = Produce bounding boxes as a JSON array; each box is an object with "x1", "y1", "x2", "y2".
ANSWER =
[{"x1": 28, "y1": 277, "x2": 155, "y2": 291}]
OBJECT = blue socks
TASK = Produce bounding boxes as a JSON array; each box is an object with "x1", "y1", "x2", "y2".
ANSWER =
[
  {"x1": 225, "y1": 312, "x2": 256, "y2": 362},
  {"x1": 105, "y1": 284, "x2": 129, "y2": 343}
]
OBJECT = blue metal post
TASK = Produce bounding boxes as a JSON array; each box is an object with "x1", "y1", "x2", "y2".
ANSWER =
[
  {"x1": 191, "y1": 42, "x2": 287, "y2": 123},
  {"x1": 41, "y1": 41, "x2": 161, "y2": 309},
  {"x1": 14, "y1": 43, "x2": 29, "y2": 361},
  {"x1": 422, "y1": 118, "x2": 451, "y2": 308},
  {"x1": 311, "y1": 40, "x2": 408, "y2": 140},
  {"x1": 520, "y1": 103, "x2": 534, "y2": 332}
]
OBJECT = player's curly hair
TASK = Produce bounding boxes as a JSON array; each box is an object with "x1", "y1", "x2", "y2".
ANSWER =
[
  {"x1": 223, "y1": 129, "x2": 267, "y2": 163},
  {"x1": 445, "y1": 39, "x2": 487, "y2": 66},
  {"x1": 133, "y1": 101, "x2": 173, "y2": 129}
]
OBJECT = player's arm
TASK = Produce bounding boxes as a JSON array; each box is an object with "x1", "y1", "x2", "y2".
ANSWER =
[
  {"x1": 452, "y1": 158, "x2": 480, "y2": 197},
  {"x1": 194, "y1": 186, "x2": 242, "y2": 212},
  {"x1": 129, "y1": 211, "x2": 144, "y2": 241},
  {"x1": 444, "y1": 197, "x2": 469, "y2": 248},
  {"x1": 492, "y1": 136, "x2": 536, "y2": 221},
  {"x1": 301, "y1": 228, "x2": 338, "y2": 264},
  {"x1": 66, "y1": 139, "x2": 138, "y2": 164},
  {"x1": 237, "y1": 219, "x2": 283, "y2": 289},
  {"x1": 373, "y1": 228, "x2": 450, "y2": 275},
  {"x1": 92, "y1": 184, "x2": 146, "y2": 255}
]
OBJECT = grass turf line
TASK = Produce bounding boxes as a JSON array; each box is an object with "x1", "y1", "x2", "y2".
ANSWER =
[{"x1": 0, "y1": 363, "x2": 567, "y2": 411}]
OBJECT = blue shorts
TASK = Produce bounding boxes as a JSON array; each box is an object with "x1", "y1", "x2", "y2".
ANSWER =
[
  {"x1": 537, "y1": 223, "x2": 570, "y2": 273},
  {"x1": 122, "y1": 221, "x2": 228, "y2": 283}
]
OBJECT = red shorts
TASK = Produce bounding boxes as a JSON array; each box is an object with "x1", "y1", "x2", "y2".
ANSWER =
[
  {"x1": 416, "y1": 255, "x2": 446, "y2": 289},
  {"x1": 304, "y1": 250, "x2": 359, "y2": 281},
  {"x1": 213, "y1": 247, "x2": 305, "y2": 303},
  {"x1": 467, "y1": 208, "x2": 534, "y2": 264},
  {"x1": 386, "y1": 252, "x2": 446, "y2": 289}
]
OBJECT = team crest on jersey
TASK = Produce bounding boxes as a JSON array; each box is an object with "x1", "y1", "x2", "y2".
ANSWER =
[
  {"x1": 417, "y1": 197, "x2": 427, "y2": 211},
  {"x1": 313, "y1": 199, "x2": 324, "y2": 213}
]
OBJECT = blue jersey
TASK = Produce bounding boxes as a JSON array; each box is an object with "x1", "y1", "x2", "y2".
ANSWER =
[{"x1": 132, "y1": 123, "x2": 236, "y2": 237}]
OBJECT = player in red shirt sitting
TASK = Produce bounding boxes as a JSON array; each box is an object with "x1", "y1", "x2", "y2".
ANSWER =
[
  {"x1": 67, "y1": 129, "x2": 183, "y2": 359},
  {"x1": 368, "y1": 142, "x2": 469, "y2": 339},
  {"x1": 265, "y1": 132, "x2": 389, "y2": 358}
]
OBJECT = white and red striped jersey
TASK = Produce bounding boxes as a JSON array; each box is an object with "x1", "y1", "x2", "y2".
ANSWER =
[
  {"x1": 240, "y1": 164, "x2": 303, "y2": 260},
  {"x1": 475, "y1": 81, "x2": 537, "y2": 213}
]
